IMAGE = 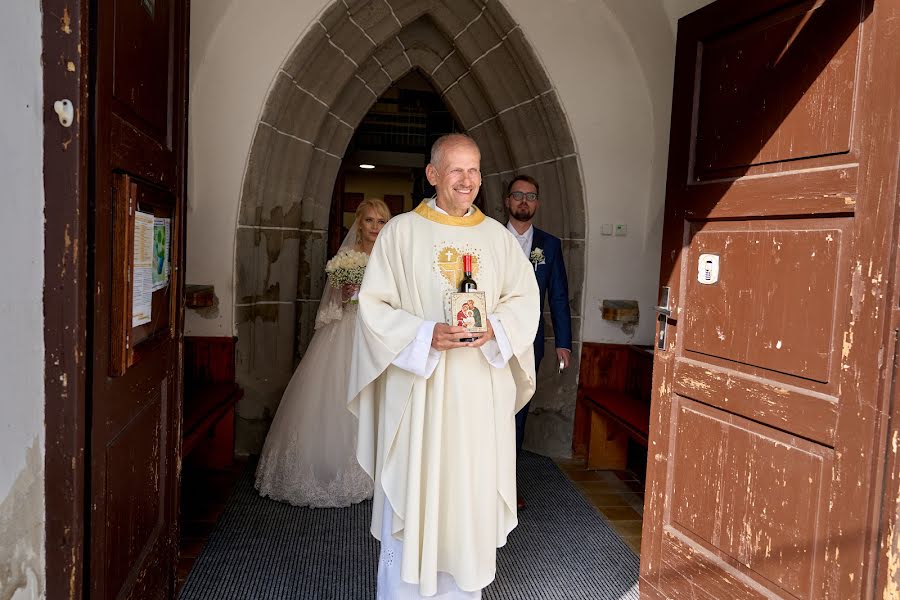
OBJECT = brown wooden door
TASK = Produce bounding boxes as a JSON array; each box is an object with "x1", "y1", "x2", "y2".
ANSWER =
[
  {"x1": 90, "y1": 0, "x2": 188, "y2": 597},
  {"x1": 641, "y1": 0, "x2": 900, "y2": 598}
]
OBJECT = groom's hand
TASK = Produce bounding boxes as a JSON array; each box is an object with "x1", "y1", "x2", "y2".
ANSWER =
[{"x1": 431, "y1": 324, "x2": 475, "y2": 351}]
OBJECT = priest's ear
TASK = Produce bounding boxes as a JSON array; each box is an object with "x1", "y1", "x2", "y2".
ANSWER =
[{"x1": 425, "y1": 163, "x2": 439, "y2": 186}]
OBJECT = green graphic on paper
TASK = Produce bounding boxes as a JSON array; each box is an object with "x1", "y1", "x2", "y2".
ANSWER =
[{"x1": 151, "y1": 218, "x2": 170, "y2": 290}]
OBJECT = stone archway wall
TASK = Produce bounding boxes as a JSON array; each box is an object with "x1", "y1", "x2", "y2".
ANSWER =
[{"x1": 234, "y1": 0, "x2": 586, "y2": 455}]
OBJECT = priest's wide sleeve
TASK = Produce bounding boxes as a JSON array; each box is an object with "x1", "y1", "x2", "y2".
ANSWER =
[
  {"x1": 347, "y1": 220, "x2": 427, "y2": 495},
  {"x1": 348, "y1": 221, "x2": 424, "y2": 414},
  {"x1": 392, "y1": 320, "x2": 440, "y2": 378},
  {"x1": 492, "y1": 234, "x2": 541, "y2": 413}
]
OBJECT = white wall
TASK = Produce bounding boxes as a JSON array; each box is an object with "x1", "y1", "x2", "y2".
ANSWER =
[
  {"x1": 662, "y1": 0, "x2": 718, "y2": 26},
  {"x1": 510, "y1": 0, "x2": 711, "y2": 344},
  {"x1": 186, "y1": 0, "x2": 331, "y2": 334},
  {"x1": 0, "y1": 2, "x2": 46, "y2": 598},
  {"x1": 185, "y1": 0, "x2": 713, "y2": 345},
  {"x1": 510, "y1": 0, "x2": 661, "y2": 344}
]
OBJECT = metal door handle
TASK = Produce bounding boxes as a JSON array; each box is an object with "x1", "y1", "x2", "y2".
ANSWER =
[{"x1": 656, "y1": 286, "x2": 671, "y2": 350}]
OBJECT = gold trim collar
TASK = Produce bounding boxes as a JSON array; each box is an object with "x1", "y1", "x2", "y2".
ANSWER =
[{"x1": 413, "y1": 200, "x2": 485, "y2": 227}]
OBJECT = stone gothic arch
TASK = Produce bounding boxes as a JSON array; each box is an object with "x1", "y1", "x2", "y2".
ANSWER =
[{"x1": 234, "y1": 0, "x2": 585, "y2": 452}]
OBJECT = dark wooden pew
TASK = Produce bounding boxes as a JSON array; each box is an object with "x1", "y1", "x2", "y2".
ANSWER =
[
  {"x1": 183, "y1": 336, "x2": 243, "y2": 468},
  {"x1": 572, "y1": 343, "x2": 653, "y2": 470}
]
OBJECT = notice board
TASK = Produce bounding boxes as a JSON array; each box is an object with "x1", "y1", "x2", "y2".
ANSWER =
[{"x1": 110, "y1": 173, "x2": 178, "y2": 375}]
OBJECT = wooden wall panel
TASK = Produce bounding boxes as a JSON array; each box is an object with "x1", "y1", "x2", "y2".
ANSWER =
[
  {"x1": 695, "y1": 0, "x2": 861, "y2": 178},
  {"x1": 103, "y1": 391, "x2": 163, "y2": 594},
  {"x1": 682, "y1": 225, "x2": 843, "y2": 383},
  {"x1": 112, "y1": 0, "x2": 172, "y2": 142},
  {"x1": 669, "y1": 399, "x2": 829, "y2": 599}
]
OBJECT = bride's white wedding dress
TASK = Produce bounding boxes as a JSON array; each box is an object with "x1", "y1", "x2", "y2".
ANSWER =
[{"x1": 255, "y1": 241, "x2": 373, "y2": 507}]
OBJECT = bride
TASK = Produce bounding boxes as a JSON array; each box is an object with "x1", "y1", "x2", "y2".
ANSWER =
[{"x1": 255, "y1": 197, "x2": 391, "y2": 507}]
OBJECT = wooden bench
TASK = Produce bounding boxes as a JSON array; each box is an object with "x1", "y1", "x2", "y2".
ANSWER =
[
  {"x1": 572, "y1": 343, "x2": 653, "y2": 470},
  {"x1": 183, "y1": 336, "x2": 243, "y2": 469}
]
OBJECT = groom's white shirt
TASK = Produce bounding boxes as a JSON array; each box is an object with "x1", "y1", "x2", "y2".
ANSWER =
[
  {"x1": 390, "y1": 200, "x2": 513, "y2": 378},
  {"x1": 506, "y1": 221, "x2": 533, "y2": 258}
]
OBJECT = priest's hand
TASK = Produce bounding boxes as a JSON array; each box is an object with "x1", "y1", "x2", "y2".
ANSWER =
[
  {"x1": 431, "y1": 323, "x2": 478, "y2": 351},
  {"x1": 466, "y1": 318, "x2": 494, "y2": 349}
]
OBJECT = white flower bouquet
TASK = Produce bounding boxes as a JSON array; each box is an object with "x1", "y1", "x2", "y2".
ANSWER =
[{"x1": 325, "y1": 249, "x2": 368, "y2": 302}]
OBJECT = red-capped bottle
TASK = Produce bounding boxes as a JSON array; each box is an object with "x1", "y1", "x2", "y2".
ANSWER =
[
  {"x1": 459, "y1": 255, "x2": 477, "y2": 342},
  {"x1": 459, "y1": 254, "x2": 477, "y2": 292}
]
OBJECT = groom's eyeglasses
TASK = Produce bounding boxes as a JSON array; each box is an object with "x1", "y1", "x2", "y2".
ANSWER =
[{"x1": 508, "y1": 191, "x2": 538, "y2": 202}]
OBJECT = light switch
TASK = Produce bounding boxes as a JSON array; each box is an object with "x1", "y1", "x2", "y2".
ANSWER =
[
  {"x1": 601, "y1": 223, "x2": 613, "y2": 236},
  {"x1": 614, "y1": 224, "x2": 627, "y2": 236}
]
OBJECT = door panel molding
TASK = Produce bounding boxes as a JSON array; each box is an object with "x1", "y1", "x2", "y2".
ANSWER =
[
  {"x1": 682, "y1": 228, "x2": 842, "y2": 382},
  {"x1": 111, "y1": 0, "x2": 174, "y2": 146},
  {"x1": 103, "y1": 391, "x2": 164, "y2": 593},
  {"x1": 666, "y1": 397, "x2": 830, "y2": 599},
  {"x1": 683, "y1": 164, "x2": 858, "y2": 219},
  {"x1": 111, "y1": 114, "x2": 175, "y2": 188},
  {"x1": 673, "y1": 358, "x2": 838, "y2": 446},
  {"x1": 693, "y1": 0, "x2": 863, "y2": 178}
]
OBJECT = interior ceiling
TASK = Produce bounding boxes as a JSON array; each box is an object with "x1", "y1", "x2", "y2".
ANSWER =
[
  {"x1": 344, "y1": 160, "x2": 417, "y2": 175},
  {"x1": 344, "y1": 67, "x2": 458, "y2": 168}
]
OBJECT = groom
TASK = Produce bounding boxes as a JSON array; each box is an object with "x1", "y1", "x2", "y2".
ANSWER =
[{"x1": 505, "y1": 175, "x2": 573, "y2": 506}]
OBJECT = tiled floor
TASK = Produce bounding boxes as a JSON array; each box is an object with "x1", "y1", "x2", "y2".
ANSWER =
[
  {"x1": 176, "y1": 455, "x2": 645, "y2": 593},
  {"x1": 553, "y1": 456, "x2": 645, "y2": 555}
]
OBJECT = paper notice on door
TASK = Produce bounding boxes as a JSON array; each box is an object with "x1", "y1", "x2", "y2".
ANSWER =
[
  {"x1": 151, "y1": 217, "x2": 170, "y2": 291},
  {"x1": 132, "y1": 211, "x2": 154, "y2": 327}
]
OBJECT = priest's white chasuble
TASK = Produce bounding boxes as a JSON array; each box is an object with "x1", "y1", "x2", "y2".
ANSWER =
[{"x1": 349, "y1": 200, "x2": 540, "y2": 596}]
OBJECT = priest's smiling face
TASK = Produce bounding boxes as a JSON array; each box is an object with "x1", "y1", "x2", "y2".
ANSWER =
[{"x1": 426, "y1": 139, "x2": 482, "y2": 217}]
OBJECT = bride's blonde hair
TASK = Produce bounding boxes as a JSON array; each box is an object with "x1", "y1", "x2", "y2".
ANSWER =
[{"x1": 355, "y1": 197, "x2": 391, "y2": 242}]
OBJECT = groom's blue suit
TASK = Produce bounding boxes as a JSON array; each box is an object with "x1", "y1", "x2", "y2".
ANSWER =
[{"x1": 515, "y1": 226, "x2": 572, "y2": 451}]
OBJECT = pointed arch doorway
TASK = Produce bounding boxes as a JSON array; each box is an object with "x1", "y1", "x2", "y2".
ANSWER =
[
  {"x1": 233, "y1": 0, "x2": 586, "y2": 456},
  {"x1": 326, "y1": 68, "x2": 463, "y2": 258}
]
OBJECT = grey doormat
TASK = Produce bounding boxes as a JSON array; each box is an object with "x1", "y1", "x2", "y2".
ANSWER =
[{"x1": 179, "y1": 452, "x2": 640, "y2": 599}]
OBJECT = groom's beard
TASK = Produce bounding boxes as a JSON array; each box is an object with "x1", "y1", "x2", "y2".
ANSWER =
[{"x1": 508, "y1": 206, "x2": 535, "y2": 222}]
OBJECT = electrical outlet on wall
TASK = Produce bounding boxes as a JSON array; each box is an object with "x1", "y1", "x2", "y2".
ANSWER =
[{"x1": 614, "y1": 224, "x2": 627, "y2": 236}]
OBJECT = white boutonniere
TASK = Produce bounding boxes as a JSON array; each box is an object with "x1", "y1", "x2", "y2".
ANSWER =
[{"x1": 530, "y1": 247, "x2": 545, "y2": 271}]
